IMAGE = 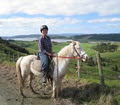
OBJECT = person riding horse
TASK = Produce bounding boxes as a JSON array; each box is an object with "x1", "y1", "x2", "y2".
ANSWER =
[{"x1": 38, "y1": 25, "x2": 54, "y2": 83}]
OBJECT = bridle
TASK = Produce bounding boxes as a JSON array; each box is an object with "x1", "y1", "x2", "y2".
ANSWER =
[
  {"x1": 73, "y1": 45, "x2": 81, "y2": 58},
  {"x1": 72, "y1": 45, "x2": 87, "y2": 59}
]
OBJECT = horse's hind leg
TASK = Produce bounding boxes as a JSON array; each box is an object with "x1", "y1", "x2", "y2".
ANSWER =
[
  {"x1": 19, "y1": 74, "x2": 27, "y2": 98},
  {"x1": 29, "y1": 73, "x2": 37, "y2": 94},
  {"x1": 19, "y1": 86, "x2": 26, "y2": 98}
]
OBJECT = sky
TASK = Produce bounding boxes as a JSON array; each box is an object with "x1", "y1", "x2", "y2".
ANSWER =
[{"x1": 0, "y1": 0, "x2": 120, "y2": 36}]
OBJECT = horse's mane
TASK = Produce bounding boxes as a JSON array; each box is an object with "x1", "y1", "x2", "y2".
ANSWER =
[
  {"x1": 57, "y1": 41, "x2": 81, "y2": 57},
  {"x1": 58, "y1": 44, "x2": 71, "y2": 57}
]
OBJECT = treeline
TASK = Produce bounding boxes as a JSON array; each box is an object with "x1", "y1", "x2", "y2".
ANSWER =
[
  {"x1": 72, "y1": 33, "x2": 120, "y2": 42},
  {"x1": 89, "y1": 34, "x2": 120, "y2": 41},
  {"x1": 0, "y1": 37, "x2": 29, "y2": 54},
  {"x1": 92, "y1": 43, "x2": 119, "y2": 53}
]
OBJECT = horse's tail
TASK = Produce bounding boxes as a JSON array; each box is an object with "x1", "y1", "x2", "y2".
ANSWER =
[{"x1": 16, "y1": 57, "x2": 24, "y2": 88}]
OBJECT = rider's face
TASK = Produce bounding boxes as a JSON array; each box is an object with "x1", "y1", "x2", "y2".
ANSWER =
[{"x1": 42, "y1": 29, "x2": 48, "y2": 36}]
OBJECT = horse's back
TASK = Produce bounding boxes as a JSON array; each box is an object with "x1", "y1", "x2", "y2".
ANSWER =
[
  {"x1": 21, "y1": 55, "x2": 36, "y2": 63},
  {"x1": 20, "y1": 55, "x2": 37, "y2": 72}
]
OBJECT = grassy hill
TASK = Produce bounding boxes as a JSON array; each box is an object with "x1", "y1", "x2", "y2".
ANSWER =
[{"x1": 0, "y1": 37, "x2": 29, "y2": 62}]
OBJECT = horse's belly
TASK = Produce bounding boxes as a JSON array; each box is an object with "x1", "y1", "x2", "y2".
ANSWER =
[{"x1": 31, "y1": 59, "x2": 43, "y2": 76}]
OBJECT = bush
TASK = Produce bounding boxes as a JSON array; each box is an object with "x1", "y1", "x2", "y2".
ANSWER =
[
  {"x1": 92, "y1": 43, "x2": 118, "y2": 53},
  {"x1": 111, "y1": 65, "x2": 119, "y2": 72},
  {"x1": 87, "y1": 57, "x2": 97, "y2": 66}
]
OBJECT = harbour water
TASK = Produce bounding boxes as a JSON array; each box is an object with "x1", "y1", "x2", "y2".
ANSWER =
[{"x1": 8, "y1": 38, "x2": 72, "y2": 42}]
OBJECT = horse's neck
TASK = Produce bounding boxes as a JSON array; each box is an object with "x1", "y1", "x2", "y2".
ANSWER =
[
  {"x1": 54, "y1": 45, "x2": 73, "y2": 72},
  {"x1": 58, "y1": 45, "x2": 72, "y2": 57}
]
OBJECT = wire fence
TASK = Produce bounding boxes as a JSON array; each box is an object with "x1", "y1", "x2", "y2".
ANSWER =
[{"x1": 0, "y1": 52, "x2": 27, "y2": 63}]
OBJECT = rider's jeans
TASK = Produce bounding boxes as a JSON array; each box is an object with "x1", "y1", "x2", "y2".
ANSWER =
[{"x1": 39, "y1": 52, "x2": 49, "y2": 71}]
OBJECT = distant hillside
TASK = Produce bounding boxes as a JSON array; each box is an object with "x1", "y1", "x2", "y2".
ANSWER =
[
  {"x1": 72, "y1": 33, "x2": 120, "y2": 42},
  {"x1": 89, "y1": 34, "x2": 120, "y2": 41},
  {"x1": 2, "y1": 33, "x2": 120, "y2": 42}
]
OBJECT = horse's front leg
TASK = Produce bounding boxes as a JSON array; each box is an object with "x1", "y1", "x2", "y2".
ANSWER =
[
  {"x1": 52, "y1": 80, "x2": 56, "y2": 98},
  {"x1": 52, "y1": 79, "x2": 62, "y2": 98},
  {"x1": 58, "y1": 79, "x2": 62, "y2": 95}
]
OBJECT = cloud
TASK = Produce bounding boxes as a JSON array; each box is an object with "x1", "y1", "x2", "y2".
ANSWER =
[
  {"x1": 107, "y1": 23, "x2": 120, "y2": 28},
  {"x1": 0, "y1": 17, "x2": 81, "y2": 27},
  {"x1": 0, "y1": 0, "x2": 120, "y2": 16},
  {"x1": 88, "y1": 18, "x2": 120, "y2": 23},
  {"x1": 0, "y1": 17, "x2": 82, "y2": 35}
]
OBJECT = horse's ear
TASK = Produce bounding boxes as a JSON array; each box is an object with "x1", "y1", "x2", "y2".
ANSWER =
[{"x1": 72, "y1": 40, "x2": 76, "y2": 46}]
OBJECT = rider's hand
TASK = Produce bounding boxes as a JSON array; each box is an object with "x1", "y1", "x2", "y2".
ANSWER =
[
  {"x1": 50, "y1": 52, "x2": 55, "y2": 56},
  {"x1": 52, "y1": 52, "x2": 57, "y2": 57},
  {"x1": 51, "y1": 52, "x2": 55, "y2": 54},
  {"x1": 46, "y1": 52, "x2": 52, "y2": 56}
]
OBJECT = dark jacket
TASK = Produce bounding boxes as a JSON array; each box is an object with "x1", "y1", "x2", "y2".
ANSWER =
[{"x1": 38, "y1": 35, "x2": 52, "y2": 53}]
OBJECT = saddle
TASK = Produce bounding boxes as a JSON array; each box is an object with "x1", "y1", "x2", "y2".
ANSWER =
[{"x1": 31, "y1": 53, "x2": 55, "y2": 80}]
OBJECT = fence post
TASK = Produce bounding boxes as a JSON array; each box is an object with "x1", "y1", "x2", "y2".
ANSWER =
[
  {"x1": 96, "y1": 52, "x2": 105, "y2": 87},
  {"x1": 77, "y1": 59, "x2": 81, "y2": 78},
  {"x1": 13, "y1": 53, "x2": 15, "y2": 62},
  {"x1": 18, "y1": 53, "x2": 20, "y2": 59},
  {"x1": 4, "y1": 54, "x2": 5, "y2": 61},
  {"x1": 56, "y1": 53, "x2": 59, "y2": 99},
  {"x1": 9, "y1": 52, "x2": 10, "y2": 61}
]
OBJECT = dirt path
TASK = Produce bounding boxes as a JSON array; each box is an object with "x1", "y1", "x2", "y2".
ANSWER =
[
  {"x1": 0, "y1": 64, "x2": 76, "y2": 105},
  {"x1": 0, "y1": 64, "x2": 57, "y2": 105},
  {"x1": 0, "y1": 64, "x2": 100, "y2": 105}
]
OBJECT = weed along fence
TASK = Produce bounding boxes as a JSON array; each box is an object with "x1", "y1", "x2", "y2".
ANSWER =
[{"x1": 96, "y1": 52, "x2": 105, "y2": 86}]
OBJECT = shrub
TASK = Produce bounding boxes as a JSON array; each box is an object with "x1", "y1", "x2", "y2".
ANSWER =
[{"x1": 92, "y1": 43, "x2": 118, "y2": 53}]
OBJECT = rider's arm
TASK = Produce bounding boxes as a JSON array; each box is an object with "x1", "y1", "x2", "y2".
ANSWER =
[{"x1": 38, "y1": 38, "x2": 47, "y2": 53}]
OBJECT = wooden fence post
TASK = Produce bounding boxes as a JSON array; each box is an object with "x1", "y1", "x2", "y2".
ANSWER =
[
  {"x1": 9, "y1": 52, "x2": 10, "y2": 61},
  {"x1": 77, "y1": 59, "x2": 81, "y2": 78},
  {"x1": 4, "y1": 54, "x2": 5, "y2": 61},
  {"x1": 96, "y1": 52, "x2": 105, "y2": 87},
  {"x1": 18, "y1": 53, "x2": 20, "y2": 59},
  {"x1": 56, "y1": 53, "x2": 59, "y2": 99},
  {"x1": 13, "y1": 53, "x2": 15, "y2": 62}
]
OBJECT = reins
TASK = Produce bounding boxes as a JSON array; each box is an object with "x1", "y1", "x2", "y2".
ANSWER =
[
  {"x1": 52, "y1": 55, "x2": 82, "y2": 59},
  {"x1": 51, "y1": 45, "x2": 85, "y2": 60}
]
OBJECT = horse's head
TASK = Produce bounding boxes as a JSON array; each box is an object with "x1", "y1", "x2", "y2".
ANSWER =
[
  {"x1": 70, "y1": 41, "x2": 89, "y2": 62},
  {"x1": 80, "y1": 51, "x2": 89, "y2": 62}
]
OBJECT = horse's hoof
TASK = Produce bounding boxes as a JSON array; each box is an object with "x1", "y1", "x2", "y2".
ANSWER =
[
  {"x1": 20, "y1": 93, "x2": 26, "y2": 98},
  {"x1": 51, "y1": 95, "x2": 56, "y2": 99},
  {"x1": 22, "y1": 95, "x2": 27, "y2": 98},
  {"x1": 51, "y1": 95, "x2": 54, "y2": 98},
  {"x1": 32, "y1": 91, "x2": 39, "y2": 95},
  {"x1": 31, "y1": 89, "x2": 38, "y2": 94}
]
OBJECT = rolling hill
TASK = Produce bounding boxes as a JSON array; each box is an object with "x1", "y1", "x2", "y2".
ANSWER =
[{"x1": 0, "y1": 37, "x2": 29, "y2": 62}]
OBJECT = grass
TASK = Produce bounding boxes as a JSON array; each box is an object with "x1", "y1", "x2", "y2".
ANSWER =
[{"x1": 81, "y1": 43, "x2": 97, "y2": 56}]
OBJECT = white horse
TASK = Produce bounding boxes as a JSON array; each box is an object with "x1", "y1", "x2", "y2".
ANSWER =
[{"x1": 16, "y1": 41, "x2": 88, "y2": 98}]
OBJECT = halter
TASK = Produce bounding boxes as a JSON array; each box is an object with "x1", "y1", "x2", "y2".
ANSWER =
[
  {"x1": 72, "y1": 44, "x2": 87, "y2": 59},
  {"x1": 52, "y1": 43, "x2": 86, "y2": 59},
  {"x1": 73, "y1": 45, "x2": 81, "y2": 57}
]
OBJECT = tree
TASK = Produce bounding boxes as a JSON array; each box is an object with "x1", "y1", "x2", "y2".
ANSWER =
[{"x1": 92, "y1": 43, "x2": 118, "y2": 53}]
